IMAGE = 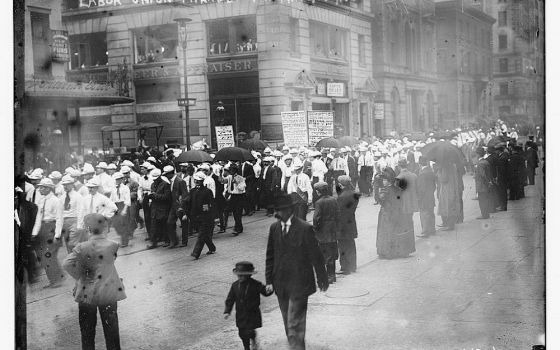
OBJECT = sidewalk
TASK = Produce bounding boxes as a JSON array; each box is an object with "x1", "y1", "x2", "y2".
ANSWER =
[{"x1": 187, "y1": 175, "x2": 545, "y2": 350}]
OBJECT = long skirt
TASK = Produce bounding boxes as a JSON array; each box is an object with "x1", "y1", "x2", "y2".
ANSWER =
[{"x1": 376, "y1": 209, "x2": 415, "y2": 259}]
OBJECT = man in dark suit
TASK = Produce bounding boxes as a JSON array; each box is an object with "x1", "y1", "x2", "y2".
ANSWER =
[
  {"x1": 335, "y1": 176, "x2": 360, "y2": 275},
  {"x1": 241, "y1": 160, "x2": 256, "y2": 216},
  {"x1": 474, "y1": 147, "x2": 493, "y2": 219},
  {"x1": 260, "y1": 157, "x2": 281, "y2": 217},
  {"x1": 525, "y1": 141, "x2": 539, "y2": 185},
  {"x1": 165, "y1": 165, "x2": 188, "y2": 248},
  {"x1": 147, "y1": 168, "x2": 172, "y2": 249},
  {"x1": 265, "y1": 193, "x2": 328, "y2": 350},
  {"x1": 416, "y1": 156, "x2": 437, "y2": 238},
  {"x1": 189, "y1": 171, "x2": 216, "y2": 259},
  {"x1": 495, "y1": 144, "x2": 509, "y2": 211},
  {"x1": 485, "y1": 146, "x2": 499, "y2": 213},
  {"x1": 342, "y1": 147, "x2": 359, "y2": 188}
]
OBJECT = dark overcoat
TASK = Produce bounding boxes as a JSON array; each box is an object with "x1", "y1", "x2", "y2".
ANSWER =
[
  {"x1": 416, "y1": 166, "x2": 436, "y2": 210},
  {"x1": 265, "y1": 217, "x2": 328, "y2": 298},
  {"x1": 224, "y1": 277, "x2": 272, "y2": 329},
  {"x1": 151, "y1": 179, "x2": 171, "y2": 221},
  {"x1": 336, "y1": 189, "x2": 360, "y2": 240},
  {"x1": 313, "y1": 195, "x2": 338, "y2": 243},
  {"x1": 475, "y1": 158, "x2": 493, "y2": 193}
]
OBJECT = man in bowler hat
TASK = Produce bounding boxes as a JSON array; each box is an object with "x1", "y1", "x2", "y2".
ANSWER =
[{"x1": 265, "y1": 193, "x2": 328, "y2": 350}]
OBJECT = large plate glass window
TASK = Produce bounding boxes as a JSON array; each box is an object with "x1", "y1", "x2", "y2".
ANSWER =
[
  {"x1": 207, "y1": 16, "x2": 257, "y2": 56},
  {"x1": 310, "y1": 21, "x2": 348, "y2": 60},
  {"x1": 133, "y1": 24, "x2": 178, "y2": 64},
  {"x1": 69, "y1": 32, "x2": 108, "y2": 70}
]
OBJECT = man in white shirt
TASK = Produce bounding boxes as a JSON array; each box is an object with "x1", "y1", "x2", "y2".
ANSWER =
[
  {"x1": 59, "y1": 175, "x2": 83, "y2": 253},
  {"x1": 78, "y1": 163, "x2": 96, "y2": 197},
  {"x1": 287, "y1": 160, "x2": 313, "y2": 220},
  {"x1": 331, "y1": 151, "x2": 349, "y2": 188},
  {"x1": 222, "y1": 163, "x2": 246, "y2": 234},
  {"x1": 32, "y1": 178, "x2": 64, "y2": 288},
  {"x1": 94, "y1": 162, "x2": 114, "y2": 197},
  {"x1": 26, "y1": 169, "x2": 43, "y2": 205},
  {"x1": 280, "y1": 155, "x2": 294, "y2": 192},
  {"x1": 77, "y1": 178, "x2": 117, "y2": 231},
  {"x1": 310, "y1": 151, "x2": 328, "y2": 204},
  {"x1": 357, "y1": 147, "x2": 375, "y2": 196},
  {"x1": 199, "y1": 163, "x2": 216, "y2": 197},
  {"x1": 138, "y1": 162, "x2": 154, "y2": 235},
  {"x1": 110, "y1": 172, "x2": 132, "y2": 247},
  {"x1": 49, "y1": 171, "x2": 65, "y2": 198}
]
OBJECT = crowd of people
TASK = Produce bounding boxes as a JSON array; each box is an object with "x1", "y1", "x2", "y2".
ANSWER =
[{"x1": 15, "y1": 120, "x2": 542, "y2": 349}]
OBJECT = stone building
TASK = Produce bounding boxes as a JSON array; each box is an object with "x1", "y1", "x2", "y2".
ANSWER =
[
  {"x1": 61, "y1": 0, "x2": 377, "y2": 149},
  {"x1": 371, "y1": 0, "x2": 439, "y2": 135},
  {"x1": 435, "y1": 0, "x2": 495, "y2": 129}
]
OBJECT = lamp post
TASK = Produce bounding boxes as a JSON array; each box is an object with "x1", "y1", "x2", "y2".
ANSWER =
[{"x1": 174, "y1": 16, "x2": 192, "y2": 149}]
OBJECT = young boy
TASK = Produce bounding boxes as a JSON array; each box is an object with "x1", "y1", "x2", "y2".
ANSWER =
[{"x1": 224, "y1": 261, "x2": 272, "y2": 350}]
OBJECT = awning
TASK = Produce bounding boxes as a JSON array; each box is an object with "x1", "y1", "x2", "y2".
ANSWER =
[{"x1": 25, "y1": 79, "x2": 134, "y2": 106}]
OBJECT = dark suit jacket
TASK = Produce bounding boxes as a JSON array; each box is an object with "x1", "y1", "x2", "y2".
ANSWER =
[
  {"x1": 170, "y1": 176, "x2": 189, "y2": 211},
  {"x1": 313, "y1": 195, "x2": 339, "y2": 243},
  {"x1": 241, "y1": 162, "x2": 256, "y2": 184},
  {"x1": 151, "y1": 179, "x2": 171, "y2": 220},
  {"x1": 416, "y1": 166, "x2": 436, "y2": 210},
  {"x1": 260, "y1": 165, "x2": 281, "y2": 192},
  {"x1": 525, "y1": 148, "x2": 539, "y2": 168},
  {"x1": 188, "y1": 186, "x2": 214, "y2": 221},
  {"x1": 265, "y1": 217, "x2": 328, "y2": 298},
  {"x1": 224, "y1": 277, "x2": 272, "y2": 329},
  {"x1": 336, "y1": 189, "x2": 360, "y2": 239},
  {"x1": 347, "y1": 156, "x2": 359, "y2": 179},
  {"x1": 475, "y1": 158, "x2": 493, "y2": 193}
]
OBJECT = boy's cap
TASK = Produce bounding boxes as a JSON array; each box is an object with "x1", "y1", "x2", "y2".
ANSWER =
[{"x1": 233, "y1": 261, "x2": 257, "y2": 275}]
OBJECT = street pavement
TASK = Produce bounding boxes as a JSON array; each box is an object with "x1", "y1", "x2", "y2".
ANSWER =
[{"x1": 26, "y1": 172, "x2": 544, "y2": 350}]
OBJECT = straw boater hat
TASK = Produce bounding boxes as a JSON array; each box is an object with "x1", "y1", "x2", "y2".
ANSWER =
[
  {"x1": 193, "y1": 171, "x2": 206, "y2": 181},
  {"x1": 27, "y1": 169, "x2": 43, "y2": 180},
  {"x1": 85, "y1": 178, "x2": 101, "y2": 188},
  {"x1": 82, "y1": 163, "x2": 95, "y2": 175},
  {"x1": 107, "y1": 163, "x2": 117, "y2": 170},
  {"x1": 60, "y1": 175, "x2": 75, "y2": 185},
  {"x1": 162, "y1": 165, "x2": 175, "y2": 175},
  {"x1": 233, "y1": 261, "x2": 257, "y2": 275},
  {"x1": 121, "y1": 160, "x2": 134, "y2": 167},
  {"x1": 120, "y1": 166, "x2": 131, "y2": 174},
  {"x1": 37, "y1": 178, "x2": 55, "y2": 189},
  {"x1": 96, "y1": 162, "x2": 108, "y2": 169},
  {"x1": 150, "y1": 169, "x2": 162, "y2": 178},
  {"x1": 48, "y1": 171, "x2": 62, "y2": 180},
  {"x1": 112, "y1": 172, "x2": 124, "y2": 180}
]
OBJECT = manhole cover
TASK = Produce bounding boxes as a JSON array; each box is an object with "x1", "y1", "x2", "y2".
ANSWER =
[{"x1": 325, "y1": 287, "x2": 369, "y2": 299}]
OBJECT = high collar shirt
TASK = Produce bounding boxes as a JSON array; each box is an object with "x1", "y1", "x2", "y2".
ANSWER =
[
  {"x1": 311, "y1": 159, "x2": 328, "y2": 181},
  {"x1": 287, "y1": 172, "x2": 313, "y2": 204},
  {"x1": 26, "y1": 187, "x2": 43, "y2": 205},
  {"x1": 78, "y1": 192, "x2": 118, "y2": 229},
  {"x1": 204, "y1": 176, "x2": 217, "y2": 197},
  {"x1": 253, "y1": 162, "x2": 262, "y2": 178},
  {"x1": 138, "y1": 174, "x2": 153, "y2": 195},
  {"x1": 59, "y1": 190, "x2": 81, "y2": 218},
  {"x1": 110, "y1": 183, "x2": 131, "y2": 206},
  {"x1": 280, "y1": 164, "x2": 294, "y2": 189},
  {"x1": 280, "y1": 215, "x2": 294, "y2": 234},
  {"x1": 183, "y1": 175, "x2": 196, "y2": 192},
  {"x1": 32, "y1": 192, "x2": 63, "y2": 238},
  {"x1": 262, "y1": 165, "x2": 270, "y2": 180}
]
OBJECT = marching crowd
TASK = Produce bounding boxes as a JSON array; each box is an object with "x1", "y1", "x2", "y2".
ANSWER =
[{"x1": 15, "y1": 121, "x2": 542, "y2": 349}]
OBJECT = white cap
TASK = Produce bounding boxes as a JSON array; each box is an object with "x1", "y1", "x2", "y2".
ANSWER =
[
  {"x1": 65, "y1": 167, "x2": 75, "y2": 175},
  {"x1": 48, "y1": 171, "x2": 62, "y2": 180},
  {"x1": 179, "y1": 162, "x2": 190, "y2": 167},
  {"x1": 121, "y1": 160, "x2": 134, "y2": 167},
  {"x1": 263, "y1": 147, "x2": 272, "y2": 154},
  {"x1": 193, "y1": 171, "x2": 206, "y2": 181},
  {"x1": 96, "y1": 162, "x2": 108, "y2": 169},
  {"x1": 85, "y1": 178, "x2": 100, "y2": 188},
  {"x1": 198, "y1": 163, "x2": 211, "y2": 170},
  {"x1": 283, "y1": 154, "x2": 293, "y2": 161},
  {"x1": 60, "y1": 174, "x2": 75, "y2": 185},
  {"x1": 120, "y1": 166, "x2": 131, "y2": 174},
  {"x1": 282, "y1": 145, "x2": 290, "y2": 151},
  {"x1": 140, "y1": 162, "x2": 151, "y2": 169},
  {"x1": 38, "y1": 178, "x2": 55, "y2": 188},
  {"x1": 162, "y1": 165, "x2": 175, "y2": 174},
  {"x1": 112, "y1": 172, "x2": 124, "y2": 180},
  {"x1": 147, "y1": 157, "x2": 156, "y2": 162},
  {"x1": 107, "y1": 163, "x2": 117, "y2": 170},
  {"x1": 150, "y1": 169, "x2": 161, "y2": 178}
]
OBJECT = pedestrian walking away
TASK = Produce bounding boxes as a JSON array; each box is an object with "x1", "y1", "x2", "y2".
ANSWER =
[
  {"x1": 335, "y1": 175, "x2": 360, "y2": 275},
  {"x1": 63, "y1": 213, "x2": 126, "y2": 350},
  {"x1": 312, "y1": 181, "x2": 339, "y2": 284},
  {"x1": 224, "y1": 261, "x2": 273, "y2": 350}
]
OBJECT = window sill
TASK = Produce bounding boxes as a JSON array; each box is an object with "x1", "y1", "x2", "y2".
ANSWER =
[
  {"x1": 310, "y1": 56, "x2": 349, "y2": 65},
  {"x1": 206, "y1": 52, "x2": 258, "y2": 61},
  {"x1": 133, "y1": 60, "x2": 178, "y2": 68}
]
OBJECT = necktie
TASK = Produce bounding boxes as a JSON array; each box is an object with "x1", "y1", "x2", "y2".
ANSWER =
[
  {"x1": 64, "y1": 192, "x2": 71, "y2": 211},
  {"x1": 144, "y1": 175, "x2": 148, "y2": 180},
  {"x1": 230, "y1": 177, "x2": 234, "y2": 191},
  {"x1": 89, "y1": 195, "x2": 94, "y2": 213},
  {"x1": 282, "y1": 223, "x2": 288, "y2": 236},
  {"x1": 41, "y1": 198, "x2": 46, "y2": 216},
  {"x1": 117, "y1": 185, "x2": 121, "y2": 200},
  {"x1": 32, "y1": 189, "x2": 37, "y2": 204}
]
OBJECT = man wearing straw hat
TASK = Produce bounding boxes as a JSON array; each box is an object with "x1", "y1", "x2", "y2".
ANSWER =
[
  {"x1": 31, "y1": 178, "x2": 64, "y2": 288},
  {"x1": 265, "y1": 193, "x2": 328, "y2": 350},
  {"x1": 77, "y1": 178, "x2": 118, "y2": 232},
  {"x1": 59, "y1": 175, "x2": 82, "y2": 253}
]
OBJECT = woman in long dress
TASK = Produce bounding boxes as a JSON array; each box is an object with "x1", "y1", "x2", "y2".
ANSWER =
[{"x1": 376, "y1": 167, "x2": 416, "y2": 259}]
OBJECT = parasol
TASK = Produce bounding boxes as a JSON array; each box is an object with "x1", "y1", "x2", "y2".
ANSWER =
[
  {"x1": 175, "y1": 150, "x2": 213, "y2": 164},
  {"x1": 214, "y1": 147, "x2": 256, "y2": 162},
  {"x1": 239, "y1": 139, "x2": 269, "y2": 151},
  {"x1": 337, "y1": 136, "x2": 360, "y2": 147},
  {"x1": 420, "y1": 141, "x2": 465, "y2": 164},
  {"x1": 315, "y1": 137, "x2": 341, "y2": 149}
]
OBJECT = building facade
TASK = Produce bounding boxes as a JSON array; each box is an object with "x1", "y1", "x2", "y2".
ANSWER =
[
  {"x1": 61, "y1": 0, "x2": 378, "y2": 149},
  {"x1": 371, "y1": 0, "x2": 439, "y2": 135},
  {"x1": 480, "y1": 0, "x2": 544, "y2": 127},
  {"x1": 435, "y1": 0, "x2": 495, "y2": 129}
]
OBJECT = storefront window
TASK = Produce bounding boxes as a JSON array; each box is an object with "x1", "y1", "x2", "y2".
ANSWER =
[
  {"x1": 133, "y1": 24, "x2": 178, "y2": 64},
  {"x1": 310, "y1": 21, "x2": 347, "y2": 60},
  {"x1": 69, "y1": 32, "x2": 108, "y2": 70},
  {"x1": 207, "y1": 16, "x2": 257, "y2": 56}
]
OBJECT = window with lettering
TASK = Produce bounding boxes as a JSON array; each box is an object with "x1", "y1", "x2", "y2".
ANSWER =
[
  {"x1": 310, "y1": 22, "x2": 348, "y2": 60},
  {"x1": 132, "y1": 24, "x2": 178, "y2": 64},
  {"x1": 69, "y1": 32, "x2": 108, "y2": 70},
  {"x1": 207, "y1": 16, "x2": 257, "y2": 56}
]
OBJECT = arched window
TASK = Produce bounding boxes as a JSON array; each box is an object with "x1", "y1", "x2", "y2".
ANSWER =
[{"x1": 391, "y1": 87, "x2": 400, "y2": 131}]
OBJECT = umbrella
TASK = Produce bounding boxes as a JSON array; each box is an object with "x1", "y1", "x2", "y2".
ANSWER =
[
  {"x1": 214, "y1": 147, "x2": 255, "y2": 162},
  {"x1": 337, "y1": 136, "x2": 360, "y2": 147},
  {"x1": 420, "y1": 141, "x2": 465, "y2": 164},
  {"x1": 315, "y1": 137, "x2": 341, "y2": 149},
  {"x1": 175, "y1": 150, "x2": 213, "y2": 164},
  {"x1": 239, "y1": 139, "x2": 268, "y2": 151},
  {"x1": 486, "y1": 136, "x2": 507, "y2": 148}
]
